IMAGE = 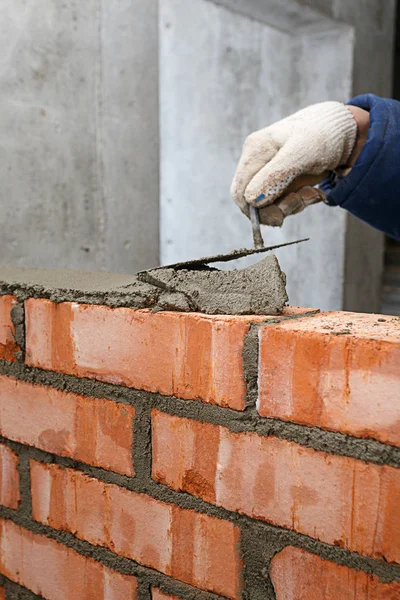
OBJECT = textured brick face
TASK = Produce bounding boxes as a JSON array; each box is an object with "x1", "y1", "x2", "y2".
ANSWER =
[
  {"x1": 152, "y1": 411, "x2": 400, "y2": 563},
  {"x1": 0, "y1": 295, "x2": 19, "y2": 361},
  {"x1": 25, "y1": 299, "x2": 306, "y2": 410},
  {"x1": 258, "y1": 311, "x2": 400, "y2": 446},
  {"x1": 271, "y1": 547, "x2": 400, "y2": 600},
  {"x1": 0, "y1": 443, "x2": 20, "y2": 510},
  {"x1": 0, "y1": 376, "x2": 135, "y2": 475},
  {"x1": 25, "y1": 299, "x2": 253, "y2": 409},
  {"x1": 0, "y1": 518, "x2": 138, "y2": 600},
  {"x1": 30, "y1": 461, "x2": 242, "y2": 599}
]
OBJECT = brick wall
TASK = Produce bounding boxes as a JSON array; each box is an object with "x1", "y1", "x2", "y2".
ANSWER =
[{"x1": 0, "y1": 277, "x2": 399, "y2": 599}]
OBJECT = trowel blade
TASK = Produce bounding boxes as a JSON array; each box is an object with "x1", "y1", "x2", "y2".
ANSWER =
[{"x1": 141, "y1": 238, "x2": 309, "y2": 272}]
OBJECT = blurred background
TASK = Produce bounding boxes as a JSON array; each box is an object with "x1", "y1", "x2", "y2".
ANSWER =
[{"x1": 0, "y1": 0, "x2": 399, "y2": 314}]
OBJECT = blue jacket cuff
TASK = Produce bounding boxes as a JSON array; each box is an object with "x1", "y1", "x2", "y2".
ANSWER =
[{"x1": 320, "y1": 94, "x2": 400, "y2": 240}]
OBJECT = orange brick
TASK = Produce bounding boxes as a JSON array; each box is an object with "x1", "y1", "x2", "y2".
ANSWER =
[
  {"x1": 25, "y1": 299, "x2": 307, "y2": 410},
  {"x1": 152, "y1": 411, "x2": 400, "y2": 564},
  {"x1": 258, "y1": 311, "x2": 400, "y2": 446},
  {"x1": 152, "y1": 590, "x2": 180, "y2": 600},
  {"x1": 271, "y1": 547, "x2": 400, "y2": 600},
  {"x1": 0, "y1": 295, "x2": 19, "y2": 362},
  {"x1": 0, "y1": 376, "x2": 135, "y2": 476},
  {"x1": 30, "y1": 461, "x2": 242, "y2": 599},
  {"x1": 0, "y1": 444, "x2": 20, "y2": 510},
  {"x1": 0, "y1": 518, "x2": 138, "y2": 599}
]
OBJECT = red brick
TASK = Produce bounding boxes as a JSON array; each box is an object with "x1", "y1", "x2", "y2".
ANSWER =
[
  {"x1": 271, "y1": 547, "x2": 400, "y2": 599},
  {"x1": 30, "y1": 461, "x2": 242, "y2": 599},
  {"x1": 152, "y1": 411, "x2": 400, "y2": 564},
  {"x1": 25, "y1": 299, "x2": 307, "y2": 410},
  {"x1": 0, "y1": 376, "x2": 134, "y2": 476},
  {"x1": 0, "y1": 444, "x2": 20, "y2": 510},
  {"x1": 152, "y1": 590, "x2": 180, "y2": 600},
  {"x1": 0, "y1": 296, "x2": 19, "y2": 362},
  {"x1": 0, "y1": 518, "x2": 138, "y2": 599},
  {"x1": 0, "y1": 586, "x2": 4, "y2": 600},
  {"x1": 258, "y1": 311, "x2": 400, "y2": 446}
]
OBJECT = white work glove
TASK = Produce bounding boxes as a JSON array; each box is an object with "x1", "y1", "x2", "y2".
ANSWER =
[{"x1": 231, "y1": 101, "x2": 357, "y2": 226}]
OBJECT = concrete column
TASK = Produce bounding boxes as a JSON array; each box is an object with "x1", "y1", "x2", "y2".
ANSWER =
[
  {"x1": 333, "y1": 0, "x2": 396, "y2": 313},
  {"x1": 159, "y1": 0, "x2": 396, "y2": 311},
  {"x1": 298, "y1": 0, "x2": 397, "y2": 312},
  {"x1": 0, "y1": 0, "x2": 159, "y2": 273}
]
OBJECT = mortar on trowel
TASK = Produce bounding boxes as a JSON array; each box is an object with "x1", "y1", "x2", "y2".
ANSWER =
[
  {"x1": 137, "y1": 238, "x2": 306, "y2": 316},
  {"x1": 138, "y1": 174, "x2": 324, "y2": 316},
  {"x1": 139, "y1": 252, "x2": 289, "y2": 316}
]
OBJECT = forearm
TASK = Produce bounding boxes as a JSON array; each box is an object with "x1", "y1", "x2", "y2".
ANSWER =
[
  {"x1": 345, "y1": 105, "x2": 370, "y2": 168},
  {"x1": 321, "y1": 94, "x2": 400, "y2": 240}
]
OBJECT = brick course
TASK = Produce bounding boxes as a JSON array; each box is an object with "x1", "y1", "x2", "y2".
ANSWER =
[
  {"x1": 152, "y1": 410, "x2": 400, "y2": 563},
  {"x1": 24, "y1": 299, "x2": 307, "y2": 410},
  {"x1": 30, "y1": 461, "x2": 242, "y2": 599}
]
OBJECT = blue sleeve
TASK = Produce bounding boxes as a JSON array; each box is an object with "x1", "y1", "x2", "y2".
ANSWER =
[{"x1": 320, "y1": 94, "x2": 400, "y2": 240}]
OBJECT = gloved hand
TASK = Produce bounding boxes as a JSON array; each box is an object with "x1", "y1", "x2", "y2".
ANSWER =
[{"x1": 231, "y1": 101, "x2": 358, "y2": 226}]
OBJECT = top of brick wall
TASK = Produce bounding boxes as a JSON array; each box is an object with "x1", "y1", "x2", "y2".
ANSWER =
[
  {"x1": 0, "y1": 265, "x2": 143, "y2": 307},
  {"x1": 268, "y1": 311, "x2": 400, "y2": 343},
  {"x1": 0, "y1": 264, "x2": 306, "y2": 315},
  {"x1": 1, "y1": 265, "x2": 400, "y2": 448}
]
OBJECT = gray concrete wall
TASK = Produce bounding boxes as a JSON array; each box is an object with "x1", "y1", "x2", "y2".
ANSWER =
[
  {"x1": 0, "y1": 0, "x2": 396, "y2": 312},
  {"x1": 160, "y1": 0, "x2": 354, "y2": 310},
  {"x1": 296, "y1": 0, "x2": 396, "y2": 312},
  {"x1": 334, "y1": 0, "x2": 396, "y2": 313},
  {"x1": 159, "y1": 0, "x2": 296, "y2": 263},
  {"x1": 0, "y1": 0, "x2": 159, "y2": 273},
  {"x1": 160, "y1": 0, "x2": 396, "y2": 311}
]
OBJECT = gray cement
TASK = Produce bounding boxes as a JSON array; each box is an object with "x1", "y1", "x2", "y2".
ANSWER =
[
  {"x1": 9, "y1": 304, "x2": 25, "y2": 351},
  {"x1": 143, "y1": 255, "x2": 288, "y2": 315},
  {"x1": 0, "y1": 255, "x2": 289, "y2": 316},
  {"x1": 0, "y1": 264, "x2": 159, "y2": 309},
  {"x1": 4, "y1": 579, "x2": 44, "y2": 600}
]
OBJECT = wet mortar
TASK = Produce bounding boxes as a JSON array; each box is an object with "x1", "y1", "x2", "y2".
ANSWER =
[{"x1": 0, "y1": 254, "x2": 288, "y2": 316}]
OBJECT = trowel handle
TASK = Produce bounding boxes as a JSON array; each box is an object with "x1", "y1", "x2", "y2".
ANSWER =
[
  {"x1": 249, "y1": 171, "x2": 329, "y2": 249},
  {"x1": 249, "y1": 205, "x2": 264, "y2": 250}
]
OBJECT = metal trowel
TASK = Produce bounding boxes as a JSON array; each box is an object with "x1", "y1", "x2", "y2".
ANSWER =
[
  {"x1": 247, "y1": 171, "x2": 330, "y2": 252},
  {"x1": 143, "y1": 237, "x2": 308, "y2": 272},
  {"x1": 249, "y1": 205, "x2": 265, "y2": 250},
  {"x1": 140, "y1": 173, "x2": 329, "y2": 274}
]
